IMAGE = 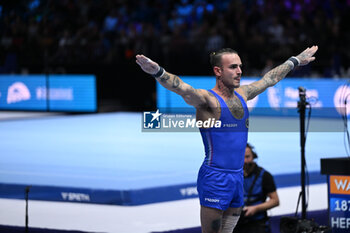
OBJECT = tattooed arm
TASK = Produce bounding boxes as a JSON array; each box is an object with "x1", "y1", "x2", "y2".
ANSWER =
[
  {"x1": 136, "y1": 54, "x2": 209, "y2": 107},
  {"x1": 240, "y1": 45, "x2": 318, "y2": 100}
]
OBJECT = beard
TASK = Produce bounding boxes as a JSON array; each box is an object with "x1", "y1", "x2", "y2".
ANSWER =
[
  {"x1": 218, "y1": 75, "x2": 241, "y2": 89},
  {"x1": 244, "y1": 162, "x2": 256, "y2": 177},
  {"x1": 233, "y1": 76, "x2": 241, "y2": 88}
]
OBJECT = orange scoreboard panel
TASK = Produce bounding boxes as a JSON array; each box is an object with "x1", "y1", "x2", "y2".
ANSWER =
[{"x1": 329, "y1": 175, "x2": 350, "y2": 232}]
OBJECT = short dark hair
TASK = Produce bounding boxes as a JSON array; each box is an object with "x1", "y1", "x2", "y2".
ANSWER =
[
  {"x1": 246, "y1": 142, "x2": 258, "y2": 159},
  {"x1": 209, "y1": 48, "x2": 238, "y2": 68}
]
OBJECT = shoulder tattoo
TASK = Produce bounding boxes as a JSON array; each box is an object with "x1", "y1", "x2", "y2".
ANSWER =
[{"x1": 207, "y1": 91, "x2": 220, "y2": 108}]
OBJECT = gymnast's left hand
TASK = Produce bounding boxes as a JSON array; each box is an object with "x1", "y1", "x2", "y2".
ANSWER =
[
  {"x1": 295, "y1": 45, "x2": 318, "y2": 66},
  {"x1": 136, "y1": 54, "x2": 160, "y2": 76}
]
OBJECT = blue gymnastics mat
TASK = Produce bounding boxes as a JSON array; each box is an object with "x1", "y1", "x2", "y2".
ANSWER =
[{"x1": 0, "y1": 112, "x2": 347, "y2": 205}]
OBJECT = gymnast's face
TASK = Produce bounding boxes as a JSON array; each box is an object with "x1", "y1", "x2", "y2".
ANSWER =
[{"x1": 216, "y1": 53, "x2": 242, "y2": 88}]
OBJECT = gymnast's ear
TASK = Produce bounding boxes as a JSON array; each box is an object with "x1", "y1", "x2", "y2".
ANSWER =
[{"x1": 213, "y1": 66, "x2": 222, "y2": 78}]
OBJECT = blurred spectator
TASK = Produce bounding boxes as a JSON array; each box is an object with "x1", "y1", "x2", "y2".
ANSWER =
[
  {"x1": 205, "y1": 28, "x2": 225, "y2": 54},
  {"x1": 103, "y1": 9, "x2": 119, "y2": 33},
  {"x1": 0, "y1": 52, "x2": 17, "y2": 73},
  {"x1": 0, "y1": 0, "x2": 349, "y2": 78}
]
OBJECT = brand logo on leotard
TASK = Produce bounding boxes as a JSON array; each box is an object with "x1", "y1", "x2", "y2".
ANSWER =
[
  {"x1": 245, "y1": 118, "x2": 249, "y2": 128},
  {"x1": 205, "y1": 197, "x2": 220, "y2": 203}
]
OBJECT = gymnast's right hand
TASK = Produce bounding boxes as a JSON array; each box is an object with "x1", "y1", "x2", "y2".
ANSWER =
[{"x1": 136, "y1": 54, "x2": 160, "y2": 76}]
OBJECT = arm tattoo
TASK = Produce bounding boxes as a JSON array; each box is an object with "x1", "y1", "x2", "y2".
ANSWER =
[
  {"x1": 172, "y1": 76, "x2": 180, "y2": 88},
  {"x1": 156, "y1": 72, "x2": 208, "y2": 107},
  {"x1": 263, "y1": 62, "x2": 293, "y2": 86},
  {"x1": 207, "y1": 91, "x2": 220, "y2": 108},
  {"x1": 157, "y1": 73, "x2": 181, "y2": 89},
  {"x1": 159, "y1": 73, "x2": 170, "y2": 82},
  {"x1": 156, "y1": 72, "x2": 184, "y2": 93},
  {"x1": 244, "y1": 62, "x2": 293, "y2": 100}
]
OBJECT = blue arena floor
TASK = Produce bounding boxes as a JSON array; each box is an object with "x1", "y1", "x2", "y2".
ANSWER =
[{"x1": 0, "y1": 112, "x2": 347, "y2": 205}]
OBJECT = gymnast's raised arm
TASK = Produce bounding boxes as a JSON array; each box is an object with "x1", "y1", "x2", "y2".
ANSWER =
[
  {"x1": 136, "y1": 54, "x2": 211, "y2": 108},
  {"x1": 239, "y1": 45, "x2": 318, "y2": 101}
]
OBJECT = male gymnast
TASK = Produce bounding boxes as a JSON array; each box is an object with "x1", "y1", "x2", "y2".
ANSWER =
[{"x1": 136, "y1": 45, "x2": 318, "y2": 233}]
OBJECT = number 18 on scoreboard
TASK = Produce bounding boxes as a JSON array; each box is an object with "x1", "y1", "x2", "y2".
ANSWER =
[{"x1": 329, "y1": 175, "x2": 350, "y2": 232}]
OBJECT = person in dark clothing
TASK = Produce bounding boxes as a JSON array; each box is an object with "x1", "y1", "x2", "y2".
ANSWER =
[{"x1": 233, "y1": 143, "x2": 280, "y2": 233}]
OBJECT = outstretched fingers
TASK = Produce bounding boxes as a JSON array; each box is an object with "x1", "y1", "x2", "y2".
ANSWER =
[
  {"x1": 135, "y1": 54, "x2": 160, "y2": 75},
  {"x1": 297, "y1": 45, "x2": 318, "y2": 66},
  {"x1": 136, "y1": 54, "x2": 151, "y2": 66},
  {"x1": 308, "y1": 57, "x2": 316, "y2": 62},
  {"x1": 307, "y1": 45, "x2": 318, "y2": 56}
]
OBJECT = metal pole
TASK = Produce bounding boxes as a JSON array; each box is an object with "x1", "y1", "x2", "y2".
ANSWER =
[
  {"x1": 298, "y1": 87, "x2": 307, "y2": 220},
  {"x1": 25, "y1": 186, "x2": 31, "y2": 233}
]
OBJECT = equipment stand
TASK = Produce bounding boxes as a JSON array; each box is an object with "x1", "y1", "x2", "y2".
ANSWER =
[{"x1": 297, "y1": 86, "x2": 308, "y2": 220}]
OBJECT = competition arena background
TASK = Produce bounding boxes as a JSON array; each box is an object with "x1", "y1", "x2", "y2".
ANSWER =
[
  {"x1": 0, "y1": 109, "x2": 347, "y2": 232},
  {"x1": 0, "y1": 111, "x2": 344, "y2": 205},
  {"x1": 1, "y1": 0, "x2": 350, "y2": 232}
]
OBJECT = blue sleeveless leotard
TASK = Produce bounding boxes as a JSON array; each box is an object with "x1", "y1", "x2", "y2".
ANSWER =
[
  {"x1": 200, "y1": 89, "x2": 249, "y2": 170},
  {"x1": 197, "y1": 89, "x2": 249, "y2": 210}
]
